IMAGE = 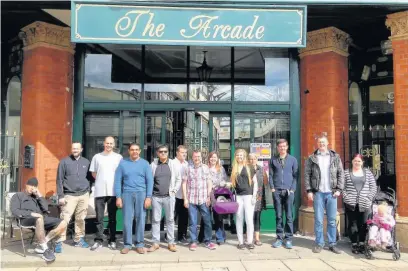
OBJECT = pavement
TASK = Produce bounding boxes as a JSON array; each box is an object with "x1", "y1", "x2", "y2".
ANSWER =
[{"x1": 1, "y1": 233, "x2": 408, "y2": 271}]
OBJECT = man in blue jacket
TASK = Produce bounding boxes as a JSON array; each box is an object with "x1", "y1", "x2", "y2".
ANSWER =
[
  {"x1": 269, "y1": 139, "x2": 298, "y2": 249},
  {"x1": 114, "y1": 143, "x2": 153, "y2": 254}
]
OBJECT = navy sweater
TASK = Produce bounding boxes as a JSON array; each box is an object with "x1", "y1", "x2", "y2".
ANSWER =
[{"x1": 269, "y1": 154, "x2": 299, "y2": 191}]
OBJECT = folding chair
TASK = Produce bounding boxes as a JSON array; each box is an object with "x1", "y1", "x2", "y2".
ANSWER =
[{"x1": 4, "y1": 192, "x2": 36, "y2": 257}]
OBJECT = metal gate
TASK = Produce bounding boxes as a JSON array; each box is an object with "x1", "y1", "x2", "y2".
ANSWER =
[
  {"x1": 347, "y1": 124, "x2": 396, "y2": 190},
  {"x1": 0, "y1": 133, "x2": 22, "y2": 212}
]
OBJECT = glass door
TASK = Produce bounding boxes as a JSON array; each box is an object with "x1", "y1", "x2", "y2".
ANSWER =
[
  {"x1": 144, "y1": 112, "x2": 174, "y2": 163},
  {"x1": 121, "y1": 111, "x2": 141, "y2": 158},
  {"x1": 209, "y1": 113, "x2": 231, "y2": 174}
]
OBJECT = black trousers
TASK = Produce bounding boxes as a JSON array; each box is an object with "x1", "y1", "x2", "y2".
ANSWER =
[
  {"x1": 254, "y1": 211, "x2": 261, "y2": 232},
  {"x1": 175, "y1": 198, "x2": 188, "y2": 240},
  {"x1": 345, "y1": 205, "x2": 370, "y2": 244},
  {"x1": 94, "y1": 196, "x2": 117, "y2": 243}
]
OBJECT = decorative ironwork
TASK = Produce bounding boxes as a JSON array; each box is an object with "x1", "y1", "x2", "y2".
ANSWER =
[{"x1": 0, "y1": 152, "x2": 11, "y2": 175}]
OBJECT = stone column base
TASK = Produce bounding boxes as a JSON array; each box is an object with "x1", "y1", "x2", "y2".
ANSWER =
[
  {"x1": 298, "y1": 205, "x2": 345, "y2": 239},
  {"x1": 396, "y1": 216, "x2": 408, "y2": 252}
]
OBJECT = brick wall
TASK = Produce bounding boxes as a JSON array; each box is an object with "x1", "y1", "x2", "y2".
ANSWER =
[
  {"x1": 300, "y1": 51, "x2": 349, "y2": 207},
  {"x1": 393, "y1": 39, "x2": 408, "y2": 216},
  {"x1": 21, "y1": 46, "x2": 73, "y2": 197}
]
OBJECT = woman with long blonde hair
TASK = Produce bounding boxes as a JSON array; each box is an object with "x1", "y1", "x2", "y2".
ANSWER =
[{"x1": 231, "y1": 149, "x2": 258, "y2": 250}]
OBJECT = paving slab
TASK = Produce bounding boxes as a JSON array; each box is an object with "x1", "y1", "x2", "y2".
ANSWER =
[
  {"x1": 321, "y1": 258, "x2": 375, "y2": 270},
  {"x1": 161, "y1": 263, "x2": 202, "y2": 271},
  {"x1": 360, "y1": 259, "x2": 408, "y2": 269},
  {"x1": 120, "y1": 263, "x2": 161, "y2": 271},
  {"x1": 242, "y1": 260, "x2": 290, "y2": 271},
  {"x1": 201, "y1": 261, "x2": 247, "y2": 271},
  {"x1": 37, "y1": 267, "x2": 81, "y2": 271},
  {"x1": 282, "y1": 258, "x2": 334, "y2": 271},
  {"x1": 112, "y1": 252, "x2": 178, "y2": 264}
]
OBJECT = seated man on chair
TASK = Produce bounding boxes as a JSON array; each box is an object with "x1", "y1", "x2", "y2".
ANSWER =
[{"x1": 10, "y1": 177, "x2": 67, "y2": 262}]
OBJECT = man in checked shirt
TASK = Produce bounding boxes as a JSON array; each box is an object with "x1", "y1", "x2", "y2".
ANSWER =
[{"x1": 182, "y1": 150, "x2": 217, "y2": 251}]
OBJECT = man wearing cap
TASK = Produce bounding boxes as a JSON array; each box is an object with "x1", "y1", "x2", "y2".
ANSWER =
[
  {"x1": 11, "y1": 177, "x2": 67, "y2": 262},
  {"x1": 55, "y1": 142, "x2": 91, "y2": 252}
]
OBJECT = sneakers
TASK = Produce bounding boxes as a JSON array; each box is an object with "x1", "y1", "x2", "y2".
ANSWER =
[
  {"x1": 74, "y1": 237, "x2": 89, "y2": 248},
  {"x1": 177, "y1": 236, "x2": 189, "y2": 244},
  {"x1": 90, "y1": 241, "x2": 103, "y2": 251},
  {"x1": 284, "y1": 240, "x2": 293, "y2": 249},
  {"x1": 41, "y1": 248, "x2": 56, "y2": 262},
  {"x1": 189, "y1": 243, "x2": 198, "y2": 251},
  {"x1": 34, "y1": 244, "x2": 47, "y2": 254},
  {"x1": 312, "y1": 245, "x2": 323, "y2": 253},
  {"x1": 237, "y1": 244, "x2": 245, "y2": 250},
  {"x1": 247, "y1": 243, "x2": 255, "y2": 250},
  {"x1": 272, "y1": 239, "x2": 283, "y2": 248},
  {"x1": 108, "y1": 242, "x2": 116, "y2": 250},
  {"x1": 54, "y1": 242, "x2": 62, "y2": 253},
  {"x1": 205, "y1": 242, "x2": 217, "y2": 250},
  {"x1": 329, "y1": 245, "x2": 342, "y2": 254}
]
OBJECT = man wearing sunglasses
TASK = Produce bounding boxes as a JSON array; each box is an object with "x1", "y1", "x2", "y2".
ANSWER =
[{"x1": 148, "y1": 145, "x2": 181, "y2": 253}]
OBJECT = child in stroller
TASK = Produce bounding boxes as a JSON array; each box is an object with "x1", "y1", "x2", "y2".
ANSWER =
[
  {"x1": 364, "y1": 188, "x2": 401, "y2": 261},
  {"x1": 367, "y1": 202, "x2": 395, "y2": 250}
]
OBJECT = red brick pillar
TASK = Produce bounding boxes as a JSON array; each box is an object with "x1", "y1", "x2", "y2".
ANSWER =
[
  {"x1": 386, "y1": 11, "x2": 408, "y2": 251},
  {"x1": 19, "y1": 22, "x2": 74, "y2": 197},
  {"x1": 298, "y1": 27, "x2": 350, "y2": 236}
]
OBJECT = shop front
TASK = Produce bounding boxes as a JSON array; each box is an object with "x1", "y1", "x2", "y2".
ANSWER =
[
  {"x1": 70, "y1": 1, "x2": 304, "y2": 232},
  {"x1": 2, "y1": 0, "x2": 408, "y2": 247}
]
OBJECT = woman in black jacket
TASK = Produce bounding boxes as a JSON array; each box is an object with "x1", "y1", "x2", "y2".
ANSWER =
[{"x1": 342, "y1": 153, "x2": 377, "y2": 254}]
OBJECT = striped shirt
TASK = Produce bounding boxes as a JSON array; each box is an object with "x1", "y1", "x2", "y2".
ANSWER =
[
  {"x1": 186, "y1": 163, "x2": 210, "y2": 205},
  {"x1": 343, "y1": 168, "x2": 377, "y2": 211}
]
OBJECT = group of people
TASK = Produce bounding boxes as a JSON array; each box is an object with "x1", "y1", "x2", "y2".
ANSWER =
[{"x1": 10, "y1": 134, "x2": 379, "y2": 262}]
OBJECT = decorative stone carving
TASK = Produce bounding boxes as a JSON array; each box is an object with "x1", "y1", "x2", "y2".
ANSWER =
[
  {"x1": 19, "y1": 21, "x2": 75, "y2": 53},
  {"x1": 386, "y1": 11, "x2": 408, "y2": 41},
  {"x1": 299, "y1": 27, "x2": 350, "y2": 58}
]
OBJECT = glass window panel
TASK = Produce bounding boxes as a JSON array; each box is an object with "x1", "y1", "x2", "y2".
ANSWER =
[
  {"x1": 145, "y1": 84, "x2": 187, "y2": 101},
  {"x1": 190, "y1": 46, "x2": 231, "y2": 82},
  {"x1": 122, "y1": 112, "x2": 141, "y2": 158},
  {"x1": 145, "y1": 45, "x2": 187, "y2": 100},
  {"x1": 369, "y1": 84, "x2": 394, "y2": 114},
  {"x1": 84, "y1": 113, "x2": 120, "y2": 159},
  {"x1": 190, "y1": 46, "x2": 231, "y2": 101},
  {"x1": 189, "y1": 83, "x2": 231, "y2": 101},
  {"x1": 234, "y1": 48, "x2": 289, "y2": 102},
  {"x1": 84, "y1": 45, "x2": 142, "y2": 101}
]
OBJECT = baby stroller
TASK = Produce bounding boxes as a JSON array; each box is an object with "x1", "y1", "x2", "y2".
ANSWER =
[
  {"x1": 364, "y1": 186, "x2": 401, "y2": 261},
  {"x1": 211, "y1": 187, "x2": 238, "y2": 215}
]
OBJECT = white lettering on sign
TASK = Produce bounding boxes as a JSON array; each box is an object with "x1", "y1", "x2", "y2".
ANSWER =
[
  {"x1": 115, "y1": 10, "x2": 165, "y2": 38},
  {"x1": 115, "y1": 10, "x2": 265, "y2": 41},
  {"x1": 180, "y1": 15, "x2": 264, "y2": 40}
]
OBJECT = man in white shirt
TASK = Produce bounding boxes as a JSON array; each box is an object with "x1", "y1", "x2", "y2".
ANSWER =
[
  {"x1": 89, "y1": 136, "x2": 123, "y2": 251},
  {"x1": 173, "y1": 145, "x2": 189, "y2": 243}
]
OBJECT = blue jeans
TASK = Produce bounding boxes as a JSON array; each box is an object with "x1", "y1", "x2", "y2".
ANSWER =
[
  {"x1": 122, "y1": 191, "x2": 146, "y2": 248},
  {"x1": 214, "y1": 212, "x2": 225, "y2": 242},
  {"x1": 313, "y1": 192, "x2": 337, "y2": 247},
  {"x1": 189, "y1": 203, "x2": 212, "y2": 244},
  {"x1": 273, "y1": 189, "x2": 294, "y2": 241}
]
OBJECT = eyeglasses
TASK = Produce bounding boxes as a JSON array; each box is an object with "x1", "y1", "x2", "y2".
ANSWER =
[{"x1": 159, "y1": 151, "x2": 168, "y2": 154}]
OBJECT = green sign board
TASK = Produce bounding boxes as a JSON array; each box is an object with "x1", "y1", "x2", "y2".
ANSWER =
[{"x1": 71, "y1": 1, "x2": 306, "y2": 47}]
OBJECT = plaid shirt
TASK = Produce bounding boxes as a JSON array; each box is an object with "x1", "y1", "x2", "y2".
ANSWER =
[{"x1": 186, "y1": 163, "x2": 210, "y2": 205}]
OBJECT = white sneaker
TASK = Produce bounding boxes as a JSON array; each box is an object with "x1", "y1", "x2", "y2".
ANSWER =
[
  {"x1": 108, "y1": 242, "x2": 116, "y2": 250},
  {"x1": 90, "y1": 241, "x2": 103, "y2": 251},
  {"x1": 34, "y1": 245, "x2": 46, "y2": 254}
]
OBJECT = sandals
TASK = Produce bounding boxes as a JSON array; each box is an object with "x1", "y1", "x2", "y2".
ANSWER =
[{"x1": 255, "y1": 240, "x2": 263, "y2": 246}]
